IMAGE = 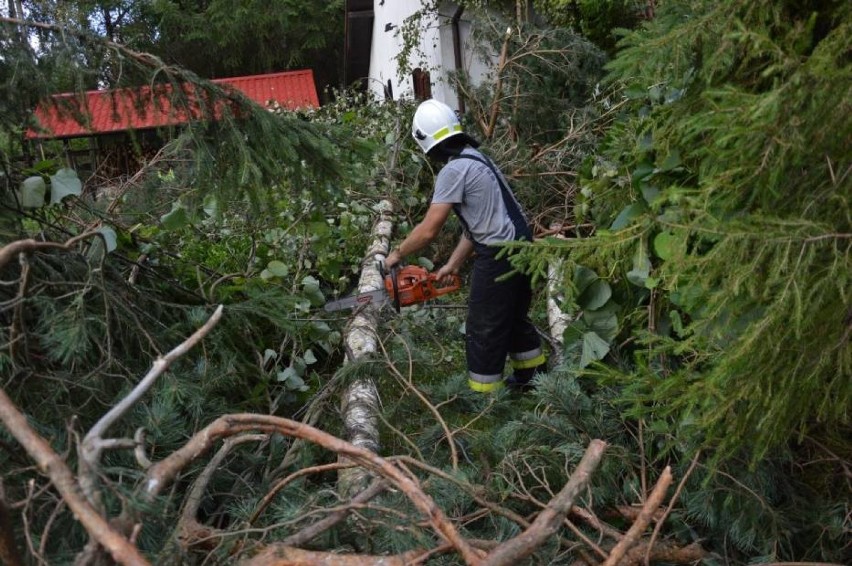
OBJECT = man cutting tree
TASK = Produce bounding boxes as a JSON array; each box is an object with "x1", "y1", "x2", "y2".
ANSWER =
[{"x1": 385, "y1": 99, "x2": 546, "y2": 392}]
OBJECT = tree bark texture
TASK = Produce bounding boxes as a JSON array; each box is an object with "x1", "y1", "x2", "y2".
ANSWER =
[{"x1": 339, "y1": 199, "x2": 394, "y2": 499}]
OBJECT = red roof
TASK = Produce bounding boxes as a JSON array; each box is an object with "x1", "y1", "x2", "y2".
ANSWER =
[{"x1": 27, "y1": 69, "x2": 320, "y2": 140}]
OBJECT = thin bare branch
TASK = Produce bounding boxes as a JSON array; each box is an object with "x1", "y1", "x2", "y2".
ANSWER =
[
  {"x1": 0, "y1": 389, "x2": 150, "y2": 566},
  {"x1": 603, "y1": 466, "x2": 672, "y2": 566},
  {"x1": 485, "y1": 439, "x2": 607, "y2": 566},
  {"x1": 239, "y1": 544, "x2": 420, "y2": 566},
  {"x1": 282, "y1": 478, "x2": 387, "y2": 547},
  {"x1": 140, "y1": 414, "x2": 483, "y2": 564}
]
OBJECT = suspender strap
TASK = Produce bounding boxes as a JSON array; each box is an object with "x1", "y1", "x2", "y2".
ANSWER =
[{"x1": 453, "y1": 154, "x2": 533, "y2": 241}]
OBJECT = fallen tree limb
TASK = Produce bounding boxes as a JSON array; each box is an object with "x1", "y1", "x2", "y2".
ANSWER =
[
  {"x1": 140, "y1": 414, "x2": 483, "y2": 564},
  {"x1": 80, "y1": 305, "x2": 223, "y2": 508},
  {"x1": 0, "y1": 233, "x2": 100, "y2": 271},
  {"x1": 625, "y1": 540, "x2": 707, "y2": 565},
  {"x1": 484, "y1": 439, "x2": 607, "y2": 566},
  {"x1": 240, "y1": 544, "x2": 421, "y2": 566},
  {"x1": 179, "y1": 433, "x2": 267, "y2": 540},
  {"x1": 0, "y1": 389, "x2": 150, "y2": 566},
  {"x1": 282, "y1": 478, "x2": 387, "y2": 547},
  {"x1": 250, "y1": 462, "x2": 355, "y2": 525},
  {"x1": 603, "y1": 465, "x2": 672, "y2": 566}
]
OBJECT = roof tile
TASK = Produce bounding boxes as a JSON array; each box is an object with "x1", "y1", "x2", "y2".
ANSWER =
[{"x1": 28, "y1": 69, "x2": 319, "y2": 139}]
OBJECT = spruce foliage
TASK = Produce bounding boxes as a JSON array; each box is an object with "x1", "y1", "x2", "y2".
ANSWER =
[{"x1": 514, "y1": 0, "x2": 851, "y2": 461}]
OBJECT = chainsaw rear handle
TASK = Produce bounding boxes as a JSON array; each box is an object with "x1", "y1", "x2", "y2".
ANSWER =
[
  {"x1": 385, "y1": 265, "x2": 462, "y2": 311},
  {"x1": 423, "y1": 272, "x2": 462, "y2": 295}
]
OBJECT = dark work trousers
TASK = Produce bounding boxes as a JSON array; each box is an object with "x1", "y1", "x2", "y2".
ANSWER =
[{"x1": 466, "y1": 246, "x2": 542, "y2": 391}]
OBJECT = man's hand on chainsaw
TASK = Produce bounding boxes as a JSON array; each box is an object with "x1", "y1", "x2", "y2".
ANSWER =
[
  {"x1": 385, "y1": 248, "x2": 403, "y2": 270},
  {"x1": 435, "y1": 262, "x2": 460, "y2": 284}
]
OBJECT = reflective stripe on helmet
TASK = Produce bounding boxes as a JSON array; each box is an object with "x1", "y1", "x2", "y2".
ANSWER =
[
  {"x1": 432, "y1": 124, "x2": 463, "y2": 142},
  {"x1": 411, "y1": 99, "x2": 464, "y2": 154}
]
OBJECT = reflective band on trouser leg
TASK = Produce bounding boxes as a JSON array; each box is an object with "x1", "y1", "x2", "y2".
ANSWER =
[
  {"x1": 468, "y1": 371, "x2": 505, "y2": 392},
  {"x1": 510, "y1": 348, "x2": 546, "y2": 370}
]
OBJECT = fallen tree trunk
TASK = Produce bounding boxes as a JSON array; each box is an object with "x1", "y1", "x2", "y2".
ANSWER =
[
  {"x1": 339, "y1": 118, "x2": 404, "y2": 499},
  {"x1": 338, "y1": 199, "x2": 393, "y2": 499}
]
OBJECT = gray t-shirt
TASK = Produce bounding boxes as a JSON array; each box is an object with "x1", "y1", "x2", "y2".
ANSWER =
[{"x1": 431, "y1": 148, "x2": 524, "y2": 246}]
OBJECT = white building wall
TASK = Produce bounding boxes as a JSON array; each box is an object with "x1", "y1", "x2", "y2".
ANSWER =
[{"x1": 368, "y1": 1, "x2": 492, "y2": 112}]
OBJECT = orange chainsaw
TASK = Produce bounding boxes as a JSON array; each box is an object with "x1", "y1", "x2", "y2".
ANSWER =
[{"x1": 323, "y1": 263, "x2": 461, "y2": 313}]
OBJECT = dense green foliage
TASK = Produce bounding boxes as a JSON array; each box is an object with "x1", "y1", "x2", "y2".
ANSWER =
[
  {"x1": 508, "y1": 0, "x2": 850, "y2": 558},
  {"x1": 9, "y1": 0, "x2": 344, "y2": 91},
  {"x1": 1, "y1": 1, "x2": 849, "y2": 564}
]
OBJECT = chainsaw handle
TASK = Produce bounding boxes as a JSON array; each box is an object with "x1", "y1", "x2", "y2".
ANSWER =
[{"x1": 426, "y1": 273, "x2": 462, "y2": 296}]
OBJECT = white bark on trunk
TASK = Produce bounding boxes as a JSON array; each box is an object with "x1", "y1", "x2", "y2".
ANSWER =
[
  {"x1": 338, "y1": 200, "x2": 393, "y2": 498},
  {"x1": 546, "y1": 230, "x2": 573, "y2": 363}
]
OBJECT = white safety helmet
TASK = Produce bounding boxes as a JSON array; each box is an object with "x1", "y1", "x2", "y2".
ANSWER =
[{"x1": 411, "y1": 99, "x2": 463, "y2": 154}]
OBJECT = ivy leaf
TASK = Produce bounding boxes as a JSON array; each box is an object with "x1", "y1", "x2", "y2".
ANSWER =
[
  {"x1": 610, "y1": 201, "x2": 648, "y2": 230},
  {"x1": 160, "y1": 202, "x2": 189, "y2": 230},
  {"x1": 49, "y1": 168, "x2": 82, "y2": 204},
  {"x1": 573, "y1": 265, "x2": 599, "y2": 295},
  {"x1": 303, "y1": 349, "x2": 317, "y2": 365},
  {"x1": 266, "y1": 260, "x2": 289, "y2": 277},
  {"x1": 563, "y1": 321, "x2": 586, "y2": 344},
  {"x1": 276, "y1": 367, "x2": 308, "y2": 391},
  {"x1": 578, "y1": 279, "x2": 611, "y2": 310},
  {"x1": 96, "y1": 226, "x2": 117, "y2": 253},
  {"x1": 658, "y1": 150, "x2": 682, "y2": 172},
  {"x1": 580, "y1": 331, "x2": 610, "y2": 367},
  {"x1": 653, "y1": 231, "x2": 678, "y2": 260},
  {"x1": 627, "y1": 242, "x2": 652, "y2": 287},
  {"x1": 583, "y1": 304, "x2": 619, "y2": 342},
  {"x1": 20, "y1": 176, "x2": 46, "y2": 208},
  {"x1": 302, "y1": 275, "x2": 325, "y2": 306}
]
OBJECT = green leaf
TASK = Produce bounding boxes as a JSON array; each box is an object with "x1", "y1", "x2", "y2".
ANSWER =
[
  {"x1": 49, "y1": 168, "x2": 82, "y2": 204},
  {"x1": 277, "y1": 367, "x2": 308, "y2": 391},
  {"x1": 96, "y1": 226, "x2": 117, "y2": 253},
  {"x1": 627, "y1": 241, "x2": 652, "y2": 287},
  {"x1": 203, "y1": 194, "x2": 219, "y2": 217},
  {"x1": 573, "y1": 265, "x2": 599, "y2": 295},
  {"x1": 20, "y1": 176, "x2": 46, "y2": 208},
  {"x1": 308, "y1": 221, "x2": 329, "y2": 236},
  {"x1": 302, "y1": 275, "x2": 325, "y2": 306},
  {"x1": 631, "y1": 163, "x2": 654, "y2": 182},
  {"x1": 563, "y1": 321, "x2": 586, "y2": 344},
  {"x1": 610, "y1": 201, "x2": 648, "y2": 230},
  {"x1": 583, "y1": 304, "x2": 619, "y2": 341},
  {"x1": 658, "y1": 150, "x2": 681, "y2": 172},
  {"x1": 263, "y1": 349, "x2": 277, "y2": 365},
  {"x1": 303, "y1": 349, "x2": 317, "y2": 364},
  {"x1": 653, "y1": 231, "x2": 678, "y2": 260},
  {"x1": 160, "y1": 203, "x2": 189, "y2": 230},
  {"x1": 266, "y1": 260, "x2": 289, "y2": 277},
  {"x1": 578, "y1": 279, "x2": 612, "y2": 310},
  {"x1": 416, "y1": 256, "x2": 434, "y2": 270},
  {"x1": 580, "y1": 331, "x2": 610, "y2": 367},
  {"x1": 640, "y1": 183, "x2": 660, "y2": 205}
]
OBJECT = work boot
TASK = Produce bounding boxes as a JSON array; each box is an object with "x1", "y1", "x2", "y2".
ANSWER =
[
  {"x1": 504, "y1": 373, "x2": 535, "y2": 392},
  {"x1": 504, "y1": 363, "x2": 546, "y2": 392}
]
